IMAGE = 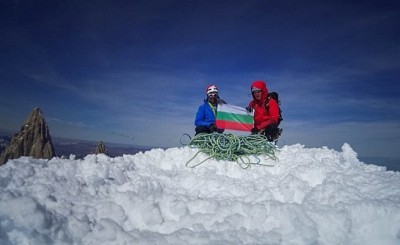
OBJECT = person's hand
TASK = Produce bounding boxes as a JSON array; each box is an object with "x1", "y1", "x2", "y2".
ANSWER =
[
  {"x1": 251, "y1": 127, "x2": 259, "y2": 134},
  {"x1": 246, "y1": 106, "x2": 253, "y2": 113},
  {"x1": 209, "y1": 123, "x2": 217, "y2": 132},
  {"x1": 218, "y1": 99, "x2": 226, "y2": 105}
]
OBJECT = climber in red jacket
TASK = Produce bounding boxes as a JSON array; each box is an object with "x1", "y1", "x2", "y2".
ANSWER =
[{"x1": 247, "y1": 80, "x2": 281, "y2": 142}]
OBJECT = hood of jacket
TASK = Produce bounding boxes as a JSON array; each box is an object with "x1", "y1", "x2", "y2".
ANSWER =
[{"x1": 251, "y1": 80, "x2": 268, "y2": 102}]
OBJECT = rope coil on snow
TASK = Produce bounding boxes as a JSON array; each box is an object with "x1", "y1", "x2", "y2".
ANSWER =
[{"x1": 183, "y1": 133, "x2": 278, "y2": 169}]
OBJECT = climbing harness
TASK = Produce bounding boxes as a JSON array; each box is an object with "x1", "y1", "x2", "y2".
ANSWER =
[{"x1": 182, "y1": 133, "x2": 278, "y2": 169}]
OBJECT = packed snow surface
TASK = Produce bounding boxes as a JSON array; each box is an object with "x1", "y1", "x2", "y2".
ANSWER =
[{"x1": 1, "y1": 143, "x2": 400, "y2": 244}]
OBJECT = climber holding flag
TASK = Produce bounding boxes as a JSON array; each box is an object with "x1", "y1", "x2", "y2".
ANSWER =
[
  {"x1": 246, "y1": 80, "x2": 282, "y2": 142},
  {"x1": 194, "y1": 85, "x2": 225, "y2": 135}
]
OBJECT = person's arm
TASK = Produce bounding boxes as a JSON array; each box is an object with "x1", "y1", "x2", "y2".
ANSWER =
[
  {"x1": 257, "y1": 100, "x2": 280, "y2": 129},
  {"x1": 195, "y1": 105, "x2": 211, "y2": 127}
]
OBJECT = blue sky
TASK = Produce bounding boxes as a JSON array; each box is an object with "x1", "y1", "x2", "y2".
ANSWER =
[{"x1": 1, "y1": 0, "x2": 399, "y2": 162}]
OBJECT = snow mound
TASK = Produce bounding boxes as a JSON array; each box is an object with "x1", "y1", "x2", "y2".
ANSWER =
[{"x1": 1, "y1": 143, "x2": 400, "y2": 244}]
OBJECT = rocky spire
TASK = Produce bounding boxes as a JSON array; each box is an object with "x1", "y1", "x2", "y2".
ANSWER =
[
  {"x1": 95, "y1": 140, "x2": 108, "y2": 155},
  {"x1": 0, "y1": 108, "x2": 56, "y2": 165}
]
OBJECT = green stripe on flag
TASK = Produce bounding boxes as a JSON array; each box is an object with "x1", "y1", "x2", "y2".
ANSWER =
[{"x1": 217, "y1": 111, "x2": 253, "y2": 124}]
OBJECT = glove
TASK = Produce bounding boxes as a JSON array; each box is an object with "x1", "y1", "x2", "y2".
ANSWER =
[
  {"x1": 246, "y1": 106, "x2": 253, "y2": 113},
  {"x1": 218, "y1": 99, "x2": 226, "y2": 105},
  {"x1": 209, "y1": 123, "x2": 217, "y2": 132},
  {"x1": 251, "y1": 127, "x2": 259, "y2": 134}
]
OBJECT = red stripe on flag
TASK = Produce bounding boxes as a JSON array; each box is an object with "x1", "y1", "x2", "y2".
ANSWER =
[{"x1": 216, "y1": 120, "x2": 253, "y2": 131}]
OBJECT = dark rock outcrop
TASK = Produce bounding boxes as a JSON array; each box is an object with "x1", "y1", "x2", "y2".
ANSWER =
[
  {"x1": 95, "y1": 141, "x2": 108, "y2": 155},
  {"x1": 0, "y1": 108, "x2": 55, "y2": 165}
]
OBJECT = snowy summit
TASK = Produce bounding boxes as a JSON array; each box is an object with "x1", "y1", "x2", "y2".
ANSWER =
[{"x1": 1, "y1": 143, "x2": 400, "y2": 244}]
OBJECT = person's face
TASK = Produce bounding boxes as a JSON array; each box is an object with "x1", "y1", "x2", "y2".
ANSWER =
[
  {"x1": 252, "y1": 90, "x2": 262, "y2": 100},
  {"x1": 207, "y1": 92, "x2": 218, "y2": 103}
]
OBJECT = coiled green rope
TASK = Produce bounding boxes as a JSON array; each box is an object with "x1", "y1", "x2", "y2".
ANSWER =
[{"x1": 183, "y1": 133, "x2": 278, "y2": 169}]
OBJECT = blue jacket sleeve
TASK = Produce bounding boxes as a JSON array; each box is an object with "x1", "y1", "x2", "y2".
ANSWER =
[{"x1": 195, "y1": 104, "x2": 214, "y2": 127}]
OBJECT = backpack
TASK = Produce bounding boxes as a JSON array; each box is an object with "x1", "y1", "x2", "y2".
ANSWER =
[{"x1": 268, "y1": 92, "x2": 283, "y2": 126}]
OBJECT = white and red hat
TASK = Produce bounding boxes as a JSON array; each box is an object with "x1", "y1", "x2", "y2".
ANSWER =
[{"x1": 206, "y1": 85, "x2": 218, "y2": 94}]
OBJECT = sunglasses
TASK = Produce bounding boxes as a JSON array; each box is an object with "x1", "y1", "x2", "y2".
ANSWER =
[{"x1": 208, "y1": 93, "x2": 218, "y2": 97}]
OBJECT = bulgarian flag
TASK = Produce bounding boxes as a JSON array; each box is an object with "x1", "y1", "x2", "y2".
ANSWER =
[{"x1": 216, "y1": 104, "x2": 254, "y2": 131}]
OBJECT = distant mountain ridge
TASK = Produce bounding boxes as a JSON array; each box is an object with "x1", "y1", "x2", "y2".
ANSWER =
[
  {"x1": 52, "y1": 137, "x2": 152, "y2": 159},
  {"x1": 0, "y1": 135, "x2": 151, "y2": 160}
]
